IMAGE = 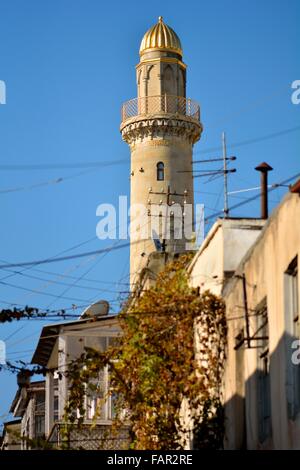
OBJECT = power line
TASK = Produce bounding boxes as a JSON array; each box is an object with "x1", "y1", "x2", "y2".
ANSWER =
[
  {"x1": 195, "y1": 189, "x2": 279, "y2": 205},
  {"x1": 0, "y1": 219, "x2": 138, "y2": 316},
  {"x1": 0, "y1": 169, "x2": 98, "y2": 194},
  {"x1": 2, "y1": 226, "x2": 129, "y2": 306},
  {"x1": 0, "y1": 279, "x2": 92, "y2": 302},
  {"x1": 0, "y1": 158, "x2": 128, "y2": 171},
  {"x1": 9, "y1": 222, "x2": 140, "y2": 310},
  {"x1": 204, "y1": 171, "x2": 300, "y2": 221},
  {"x1": 193, "y1": 169, "x2": 236, "y2": 178},
  {"x1": 0, "y1": 173, "x2": 299, "y2": 272},
  {"x1": 0, "y1": 125, "x2": 299, "y2": 172},
  {"x1": 0, "y1": 235, "x2": 98, "y2": 282},
  {"x1": 193, "y1": 156, "x2": 236, "y2": 164},
  {"x1": 193, "y1": 124, "x2": 300, "y2": 155},
  {"x1": 6, "y1": 349, "x2": 35, "y2": 356},
  {"x1": 0, "y1": 268, "x2": 122, "y2": 293},
  {"x1": 6, "y1": 329, "x2": 46, "y2": 348},
  {"x1": 0, "y1": 233, "x2": 155, "y2": 270},
  {"x1": 0, "y1": 213, "x2": 142, "y2": 283},
  {"x1": 44, "y1": 238, "x2": 123, "y2": 309},
  {"x1": 0, "y1": 298, "x2": 117, "y2": 315},
  {"x1": 3, "y1": 324, "x2": 28, "y2": 342},
  {"x1": 31, "y1": 268, "x2": 130, "y2": 286}
]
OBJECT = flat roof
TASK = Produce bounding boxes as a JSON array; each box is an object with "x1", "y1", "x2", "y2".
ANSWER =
[
  {"x1": 10, "y1": 380, "x2": 46, "y2": 414},
  {"x1": 31, "y1": 314, "x2": 118, "y2": 367},
  {"x1": 3, "y1": 419, "x2": 21, "y2": 427}
]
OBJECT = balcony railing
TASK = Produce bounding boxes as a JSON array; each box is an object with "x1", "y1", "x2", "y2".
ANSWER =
[
  {"x1": 47, "y1": 422, "x2": 130, "y2": 450},
  {"x1": 121, "y1": 95, "x2": 200, "y2": 124}
]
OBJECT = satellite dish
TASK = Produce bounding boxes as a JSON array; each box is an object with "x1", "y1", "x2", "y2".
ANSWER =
[{"x1": 80, "y1": 300, "x2": 109, "y2": 319}]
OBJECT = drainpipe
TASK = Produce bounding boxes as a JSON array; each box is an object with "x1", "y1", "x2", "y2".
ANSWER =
[{"x1": 255, "y1": 162, "x2": 273, "y2": 219}]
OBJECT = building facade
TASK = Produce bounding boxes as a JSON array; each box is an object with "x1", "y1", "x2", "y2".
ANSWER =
[
  {"x1": 30, "y1": 309, "x2": 128, "y2": 450},
  {"x1": 1, "y1": 420, "x2": 21, "y2": 451},
  {"x1": 188, "y1": 218, "x2": 265, "y2": 296},
  {"x1": 188, "y1": 184, "x2": 300, "y2": 449},
  {"x1": 223, "y1": 187, "x2": 300, "y2": 449},
  {"x1": 10, "y1": 380, "x2": 45, "y2": 450}
]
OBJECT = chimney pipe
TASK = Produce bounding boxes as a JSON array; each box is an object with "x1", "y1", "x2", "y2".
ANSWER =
[{"x1": 255, "y1": 162, "x2": 273, "y2": 219}]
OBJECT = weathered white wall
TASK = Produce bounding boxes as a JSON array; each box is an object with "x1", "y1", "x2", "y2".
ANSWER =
[
  {"x1": 1, "y1": 422, "x2": 21, "y2": 450},
  {"x1": 224, "y1": 192, "x2": 300, "y2": 449},
  {"x1": 189, "y1": 219, "x2": 265, "y2": 296}
]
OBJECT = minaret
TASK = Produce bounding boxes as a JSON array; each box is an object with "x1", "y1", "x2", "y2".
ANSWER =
[{"x1": 120, "y1": 17, "x2": 203, "y2": 287}]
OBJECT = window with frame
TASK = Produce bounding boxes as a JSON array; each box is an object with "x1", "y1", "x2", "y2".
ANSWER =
[
  {"x1": 156, "y1": 162, "x2": 164, "y2": 181},
  {"x1": 53, "y1": 394, "x2": 59, "y2": 423},
  {"x1": 84, "y1": 336, "x2": 118, "y2": 422},
  {"x1": 35, "y1": 415, "x2": 45, "y2": 438},
  {"x1": 285, "y1": 256, "x2": 300, "y2": 419},
  {"x1": 34, "y1": 391, "x2": 45, "y2": 438},
  {"x1": 22, "y1": 431, "x2": 27, "y2": 451},
  {"x1": 25, "y1": 418, "x2": 30, "y2": 449},
  {"x1": 86, "y1": 368, "x2": 107, "y2": 420}
]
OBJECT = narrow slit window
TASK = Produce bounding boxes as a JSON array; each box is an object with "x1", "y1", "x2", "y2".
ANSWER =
[
  {"x1": 285, "y1": 256, "x2": 300, "y2": 419},
  {"x1": 157, "y1": 162, "x2": 164, "y2": 181}
]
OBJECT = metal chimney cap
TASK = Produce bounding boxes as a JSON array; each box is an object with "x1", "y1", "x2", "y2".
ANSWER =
[{"x1": 255, "y1": 162, "x2": 273, "y2": 172}]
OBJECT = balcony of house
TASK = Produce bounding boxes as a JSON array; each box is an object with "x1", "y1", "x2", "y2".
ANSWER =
[
  {"x1": 120, "y1": 95, "x2": 200, "y2": 126},
  {"x1": 47, "y1": 421, "x2": 130, "y2": 450}
]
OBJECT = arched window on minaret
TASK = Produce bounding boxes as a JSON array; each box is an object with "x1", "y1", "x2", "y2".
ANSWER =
[
  {"x1": 163, "y1": 65, "x2": 175, "y2": 95},
  {"x1": 178, "y1": 68, "x2": 186, "y2": 98},
  {"x1": 157, "y1": 162, "x2": 164, "y2": 181}
]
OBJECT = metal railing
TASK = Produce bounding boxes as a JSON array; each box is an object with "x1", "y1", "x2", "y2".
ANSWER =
[
  {"x1": 121, "y1": 95, "x2": 200, "y2": 124},
  {"x1": 47, "y1": 422, "x2": 131, "y2": 450}
]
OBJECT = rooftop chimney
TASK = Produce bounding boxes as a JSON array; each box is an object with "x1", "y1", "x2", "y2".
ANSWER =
[
  {"x1": 255, "y1": 162, "x2": 273, "y2": 219},
  {"x1": 290, "y1": 179, "x2": 300, "y2": 194}
]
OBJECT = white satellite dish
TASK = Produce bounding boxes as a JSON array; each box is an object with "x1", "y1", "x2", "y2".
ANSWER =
[{"x1": 80, "y1": 300, "x2": 109, "y2": 319}]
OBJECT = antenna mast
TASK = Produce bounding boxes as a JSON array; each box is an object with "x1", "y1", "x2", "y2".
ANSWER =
[{"x1": 222, "y1": 132, "x2": 229, "y2": 217}]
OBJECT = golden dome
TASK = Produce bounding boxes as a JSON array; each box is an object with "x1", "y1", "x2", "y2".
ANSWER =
[{"x1": 139, "y1": 16, "x2": 182, "y2": 57}]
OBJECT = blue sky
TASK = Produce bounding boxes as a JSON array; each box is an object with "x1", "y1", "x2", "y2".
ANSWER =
[{"x1": 0, "y1": 0, "x2": 299, "y2": 425}]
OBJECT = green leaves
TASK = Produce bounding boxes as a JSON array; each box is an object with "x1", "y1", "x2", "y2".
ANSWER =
[{"x1": 64, "y1": 254, "x2": 227, "y2": 450}]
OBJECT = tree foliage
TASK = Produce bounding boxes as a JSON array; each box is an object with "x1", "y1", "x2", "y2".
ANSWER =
[{"x1": 64, "y1": 255, "x2": 227, "y2": 449}]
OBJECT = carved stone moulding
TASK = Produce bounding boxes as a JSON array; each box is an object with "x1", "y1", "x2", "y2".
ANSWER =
[{"x1": 121, "y1": 116, "x2": 203, "y2": 146}]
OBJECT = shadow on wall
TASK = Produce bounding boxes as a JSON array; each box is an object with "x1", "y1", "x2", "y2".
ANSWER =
[{"x1": 223, "y1": 332, "x2": 300, "y2": 450}]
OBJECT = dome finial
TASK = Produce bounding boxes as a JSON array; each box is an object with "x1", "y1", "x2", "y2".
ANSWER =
[{"x1": 139, "y1": 17, "x2": 182, "y2": 57}]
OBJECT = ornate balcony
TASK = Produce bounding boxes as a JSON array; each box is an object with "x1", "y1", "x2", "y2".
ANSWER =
[{"x1": 121, "y1": 95, "x2": 200, "y2": 125}]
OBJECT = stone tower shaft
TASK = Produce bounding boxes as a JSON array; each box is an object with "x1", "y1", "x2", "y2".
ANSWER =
[{"x1": 120, "y1": 17, "x2": 203, "y2": 288}]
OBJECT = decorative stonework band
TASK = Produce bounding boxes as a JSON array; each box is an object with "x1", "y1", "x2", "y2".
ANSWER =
[{"x1": 121, "y1": 116, "x2": 203, "y2": 146}]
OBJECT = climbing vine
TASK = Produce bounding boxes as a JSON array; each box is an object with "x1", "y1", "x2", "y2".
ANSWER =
[{"x1": 64, "y1": 254, "x2": 227, "y2": 450}]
